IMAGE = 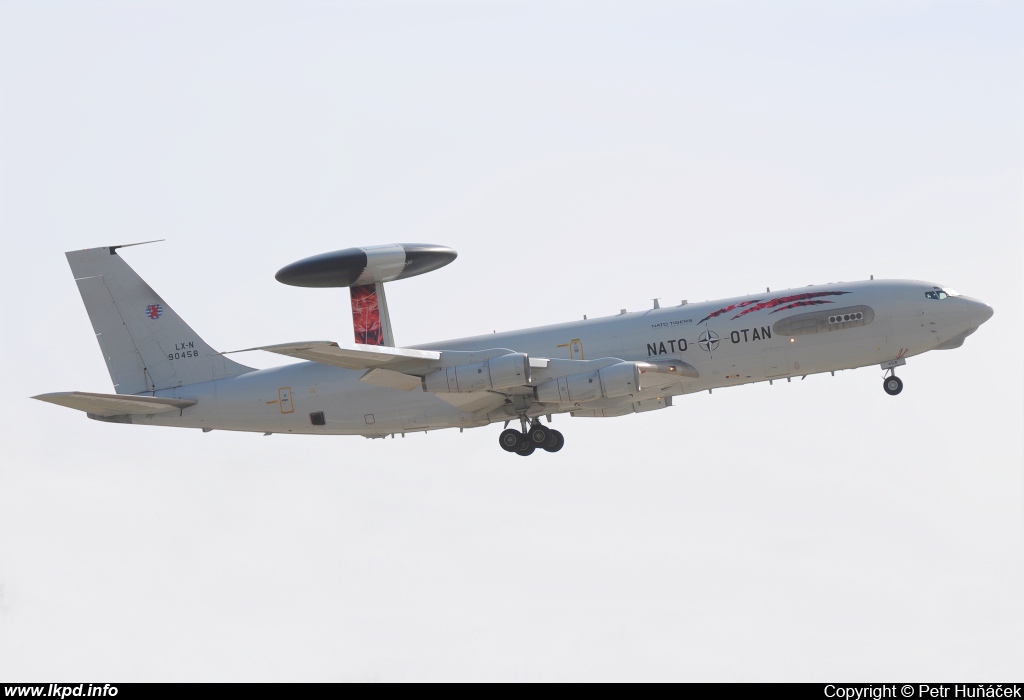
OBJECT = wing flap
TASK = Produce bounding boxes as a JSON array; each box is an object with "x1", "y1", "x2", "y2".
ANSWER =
[{"x1": 33, "y1": 391, "x2": 197, "y2": 417}]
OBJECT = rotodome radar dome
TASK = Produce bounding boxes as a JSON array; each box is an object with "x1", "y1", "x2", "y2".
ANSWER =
[{"x1": 275, "y1": 243, "x2": 457, "y2": 288}]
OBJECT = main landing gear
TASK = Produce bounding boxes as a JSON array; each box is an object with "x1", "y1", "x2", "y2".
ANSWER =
[{"x1": 499, "y1": 418, "x2": 565, "y2": 456}]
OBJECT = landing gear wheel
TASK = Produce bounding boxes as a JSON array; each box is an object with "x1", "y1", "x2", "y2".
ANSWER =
[
  {"x1": 527, "y1": 424, "x2": 551, "y2": 446},
  {"x1": 499, "y1": 429, "x2": 523, "y2": 452},
  {"x1": 883, "y1": 375, "x2": 903, "y2": 396},
  {"x1": 543, "y1": 429, "x2": 565, "y2": 453},
  {"x1": 515, "y1": 441, "x2": 536, "y2": 457}
]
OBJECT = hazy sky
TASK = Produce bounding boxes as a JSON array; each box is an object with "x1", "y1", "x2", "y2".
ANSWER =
[{"x1": 1, "y1": 0, "x2": 1021, "y2": 681}]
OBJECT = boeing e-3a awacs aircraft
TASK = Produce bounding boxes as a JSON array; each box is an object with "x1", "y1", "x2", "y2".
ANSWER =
[{"x1": 34, "y1": 242, "x2": 993, "y2": 456}]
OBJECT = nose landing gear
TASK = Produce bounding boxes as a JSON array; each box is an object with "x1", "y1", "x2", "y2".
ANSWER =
[
  {"x1": 498, "y1": 418, "x2": 565, "y2": 455},
  {"x1": 881, "y1": 353, "x2": 907, "y2": 396}
]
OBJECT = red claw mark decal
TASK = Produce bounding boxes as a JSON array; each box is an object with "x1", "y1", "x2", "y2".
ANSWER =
[
  {"x1": 350, "y1": 284, "x2": 383, "y2": 345},
  {"x1": 697, "y1": 300, "x2": 760, "y2": 325},
  {"x1": 731, "y1": 291, "x2": 849, "y2": 319},
  {"x1": 768, "y1": 300, "x2": 835, "y2": 313}
]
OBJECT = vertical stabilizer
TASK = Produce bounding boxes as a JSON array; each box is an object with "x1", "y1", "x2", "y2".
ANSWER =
[{"x1": 66, "y1": 244, "x2": 253, "y2": 394}]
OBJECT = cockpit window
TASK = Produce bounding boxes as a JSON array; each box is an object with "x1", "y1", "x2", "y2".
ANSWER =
[{"x1": 925, "y1": 288, "x2": 959, "y2": 300}]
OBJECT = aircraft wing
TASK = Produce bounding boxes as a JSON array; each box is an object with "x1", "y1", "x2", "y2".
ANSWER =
[
  {"x1": 227, "y1": 341, "x2": 441, "y2": 372},
  {"x1": 229, "y1": 341, "x2": 516, "y2": 388},
  {"x1": 33, "y1": 392, "x2": 197, "y2": 417},
  {"x1": 528, "y1": 357, "x2": 698, "y2": 384},
  {"x1": 231, "y1": 342, "x2": 697, "y2": 412},
  {"x1": 428, "y1": 356, "x2": 698, "y2": 416}
]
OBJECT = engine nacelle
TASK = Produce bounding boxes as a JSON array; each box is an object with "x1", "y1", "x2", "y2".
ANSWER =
[
  {"x1": 533, "y1": 361, "x2": 642, "y2": 404},
  {"x1": 422, "y1": 352, "x2": 530, "y2": 393}
]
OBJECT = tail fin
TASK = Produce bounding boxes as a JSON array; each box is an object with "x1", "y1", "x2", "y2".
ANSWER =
[{"x1": 66, "y1": 243, "x2": 253, "y2": 394}]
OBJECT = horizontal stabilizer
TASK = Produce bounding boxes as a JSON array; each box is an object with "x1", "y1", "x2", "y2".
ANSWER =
[
  {"x1": 224, "y1": 341, "x2": 441, "y2": 371},
  {"x1": 33, "y1": 391, "x2": 197, "y2": 417}
]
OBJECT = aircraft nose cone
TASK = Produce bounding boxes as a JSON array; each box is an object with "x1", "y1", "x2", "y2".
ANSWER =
[
  {"x1": 979, "y1": 303, "x2": 994, "y2": 323},
  {"x1": 968, "y1": 298, "x2": 994, "y2": 326}
]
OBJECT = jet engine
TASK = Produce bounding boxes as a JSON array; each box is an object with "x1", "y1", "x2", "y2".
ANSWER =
[
  {"x1": 422, "y1": 352, "x2": 531, "y2": 393},
  {"x1": 533, "y1": 362, "x2": 642, "y2": 404}
]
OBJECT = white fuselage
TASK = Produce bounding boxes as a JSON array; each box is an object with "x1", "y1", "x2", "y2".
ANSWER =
[{"x1": 123, "y1": 279, "x2": 991, "y2": 437}]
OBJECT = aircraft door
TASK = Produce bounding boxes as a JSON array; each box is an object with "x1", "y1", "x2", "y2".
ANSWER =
[
  {"x1": 278, "y1": 387, "x2": 294, "y2": 414},
  {"x1": 556, "y1": 339, "x2": 585, "y2": 359}
]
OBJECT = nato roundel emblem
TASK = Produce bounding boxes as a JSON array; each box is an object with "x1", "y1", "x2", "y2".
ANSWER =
[
  {"x1": 145, "y1": 304, "x2": 163, "y2": 319},
  {"x1": 698, "y1": 329, "x2": 720, "y2": 352}
]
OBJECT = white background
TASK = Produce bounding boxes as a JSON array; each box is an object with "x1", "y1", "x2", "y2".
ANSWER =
[{"x1": 1, "y1": 1, "x2": 1021, "y2": 681}]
